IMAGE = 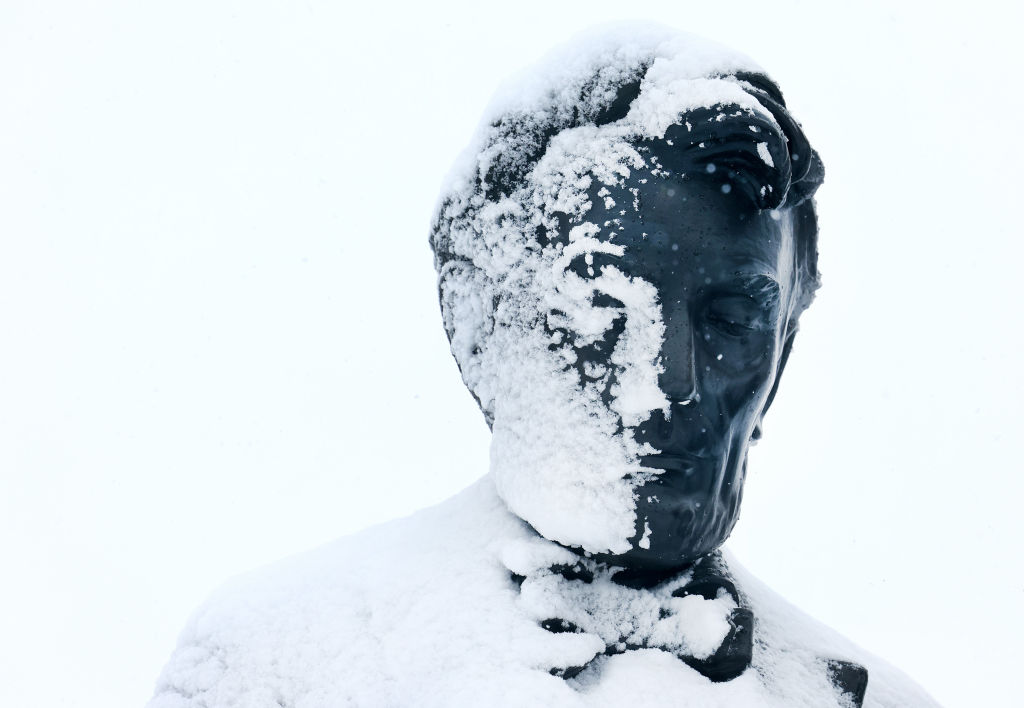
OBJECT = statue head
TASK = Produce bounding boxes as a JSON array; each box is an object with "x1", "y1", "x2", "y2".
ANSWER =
[{"x1": 430, "y1": 27, "x2": 823, "y2": 573}]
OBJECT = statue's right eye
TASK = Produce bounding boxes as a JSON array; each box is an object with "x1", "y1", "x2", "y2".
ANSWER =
[
  {"x1": 567, "y1": 256, "x2": 591, "y2": 279},
  {"x1": 565, "y1": 251, "x2": 621, "y2": 280},
  {"x1": 592, "y1": 293, "x2": 625, "y2": 308}
]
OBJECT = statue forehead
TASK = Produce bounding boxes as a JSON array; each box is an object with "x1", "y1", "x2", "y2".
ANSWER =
[{"x1": 572, "y1": 170, "x2": 795, "y2": 286}]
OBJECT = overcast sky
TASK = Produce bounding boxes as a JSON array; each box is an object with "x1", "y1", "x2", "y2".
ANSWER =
[{"x1": 1, "y1": 2, "x2": 1020, "y2": 707}]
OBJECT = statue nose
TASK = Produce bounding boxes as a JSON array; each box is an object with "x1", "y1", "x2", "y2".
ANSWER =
[{"x1": 659, "y1": 304, "x2": 699, "y2": 405}]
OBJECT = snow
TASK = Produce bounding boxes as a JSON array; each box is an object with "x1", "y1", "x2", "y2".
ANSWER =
[
  {"x1": 148, "y1": 478, "x2": 939, "y2": 708},
  {"x1": 638, "y1": 520, "x2": 653, "y2": 549},
  {"x1": 505, "y1": 535, "x2": 737, "y2": 662}
]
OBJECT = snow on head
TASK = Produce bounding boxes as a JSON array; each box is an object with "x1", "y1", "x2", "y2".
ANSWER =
[{"x1": 430, "y1": 26, "x2": 789, "y2": 555}]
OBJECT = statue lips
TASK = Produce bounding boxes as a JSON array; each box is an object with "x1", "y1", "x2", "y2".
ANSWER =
[
  {"x1": 639, "y1": 452, "x2": 703, "y2": 472},
  {"x1": 638, "y1": 451, "x2": 717, "y2": 500}
]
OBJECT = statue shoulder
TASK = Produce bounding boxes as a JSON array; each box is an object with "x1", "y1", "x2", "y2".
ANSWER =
[
  {"x1": 723, "y1": 552, "x2": 942, "y2": 708},
  {"x1": 146, "y1": 528, "x2": 379, "y2": 708},
  {"x1": 146, "y1": 476, "x2": 524, "y2": 708}
]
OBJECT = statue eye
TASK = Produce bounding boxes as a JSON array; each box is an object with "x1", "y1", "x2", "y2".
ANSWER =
[
  {"x1": 591, "y1": 293, "x2": 625, "y2": 308},
  {"x1": 566, "y1": 251, "x2": 621, "y2": 279},
  {"x1": 567, "y1": 256, "x2": 591, "y2": 279},
  {"x1": 704, "y1": 295, "x2": 771, "y2": 336}
]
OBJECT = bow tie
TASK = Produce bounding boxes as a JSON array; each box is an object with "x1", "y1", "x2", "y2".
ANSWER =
[
  {"x1": 503, "y1": 544, "x2": 867, "y2": 707},
  {"x1": 511, "y1": 552, "x2": 754, "y2": 683}
]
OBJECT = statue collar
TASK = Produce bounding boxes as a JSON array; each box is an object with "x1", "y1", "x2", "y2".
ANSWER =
[{"x1": 500, "y1": 538, "x2": 867, "y2": 706}]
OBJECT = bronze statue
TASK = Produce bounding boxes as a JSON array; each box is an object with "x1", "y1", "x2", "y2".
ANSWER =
[{"x1": 149, "y1": 26, "x2": 941, "y2": 708}]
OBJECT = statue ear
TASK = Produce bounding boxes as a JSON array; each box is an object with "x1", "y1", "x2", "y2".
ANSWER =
[{"x1": 751, "y1": 323, "x2": 798, "y2": 441}]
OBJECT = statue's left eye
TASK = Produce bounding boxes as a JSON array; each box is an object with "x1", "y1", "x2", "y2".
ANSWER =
[{"x1": 704, "y1": 296, "x2": 770, "y2": 336}]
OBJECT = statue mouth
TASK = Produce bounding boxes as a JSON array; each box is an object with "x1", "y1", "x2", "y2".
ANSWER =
[
  {"x1": 637, "y1": 451, "x2": 720, "y2": 500},
  {"x1": 639, "y1": 452, "x2": 706, "y2": 472}
]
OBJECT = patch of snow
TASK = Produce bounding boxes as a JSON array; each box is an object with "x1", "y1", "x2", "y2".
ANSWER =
[{"x1": 638, "y1": 519, "x2": 652, "y2": 549}]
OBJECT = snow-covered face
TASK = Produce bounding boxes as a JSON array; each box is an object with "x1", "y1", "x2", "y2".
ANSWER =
[
  {"x1": 481, "y1": 134, "x2": 797, "y2": 567},
  {"x1": 433, "y1": 38, "x2": 822, "y2": 568}
]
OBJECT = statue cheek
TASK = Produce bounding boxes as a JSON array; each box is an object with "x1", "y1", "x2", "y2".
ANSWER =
[{"x1": 703, "y1": 357, "x2": 777, "y2": 417}]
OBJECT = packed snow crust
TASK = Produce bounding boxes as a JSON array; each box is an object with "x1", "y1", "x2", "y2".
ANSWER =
[
  {"x1": 430, "y1": 25, "x2": 788, "y2": 555},
  {"x1": 149, "y1": 478, "x2": 941, "y2": 708}
]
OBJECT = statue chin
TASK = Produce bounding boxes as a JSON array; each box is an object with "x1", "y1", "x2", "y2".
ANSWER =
[{"x1": 586, "y1": 465, "x2": 746, "y2": 579}]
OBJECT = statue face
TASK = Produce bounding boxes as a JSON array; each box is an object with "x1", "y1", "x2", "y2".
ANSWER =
[
  {"x1": 582, "y1": 167, "x2": 798, "y2": 570},
  {"x1": 438, "y1": 121, "x2": 810, "y2": 570},
  {"x1": 431, "y1": 38, "x2": 823, "y2": 576}
]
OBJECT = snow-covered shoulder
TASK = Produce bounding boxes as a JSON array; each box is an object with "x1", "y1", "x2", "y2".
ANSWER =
[
  {"x1": 148, "y1": 477, "x2": 939, "y2": 708},
  {"x1": 147, "y1": 478, "x2": 580, "y2": 708},
  {"x1": 725, "y1": 554, "x2": 942, "y2": 708}
]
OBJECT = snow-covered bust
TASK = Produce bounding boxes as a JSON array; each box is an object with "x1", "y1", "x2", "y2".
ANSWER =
[{"x1": 149, "y1": 27, "x2": 940, "y2": 708}]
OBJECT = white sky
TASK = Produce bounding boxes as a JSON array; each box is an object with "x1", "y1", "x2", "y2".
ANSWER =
[{"x1": 1, "y1": 1, "x2": 1020, "y2": 707}]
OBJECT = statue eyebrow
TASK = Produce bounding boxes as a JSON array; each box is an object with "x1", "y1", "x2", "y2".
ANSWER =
[{"x1": 732, "y1": 272, "x2": 781, "y2": 306}]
